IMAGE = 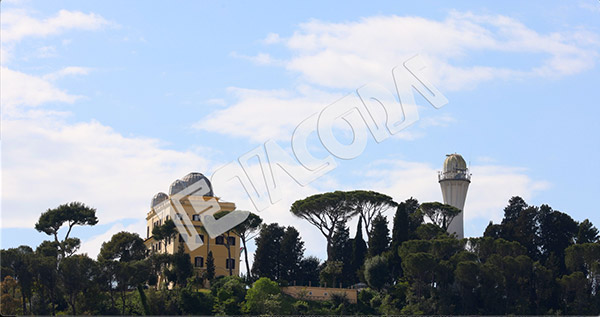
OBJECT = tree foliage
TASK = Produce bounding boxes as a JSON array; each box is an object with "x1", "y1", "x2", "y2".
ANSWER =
[
  {"x1": 251, "y1": 223, "x2": 305, "y2": 284},
  {"x1": 346, "y1": 190, "x2": 397, "y2": 235},
  {"x1": 418, "y1": 202, "x2": 461, "y2": 231},
  {"x1": 232, "y1": 212, "x2": 263, "y2": 279},
  {"x1": 244, "y1": 277, "x2": 280, "y2": 314},
  {"x1": 368, "y1": 214, "x2": 390, "y2": 257},
  {"x1": 3, "y1": 195, "x2": 600, "y2": 315},
  {"x1": 35, "y1": 202, "x2": 98, "y2": 259},
  {"x1": 364, "y1": 255, "x2": 389, "y2": 290},
  {"x1": 290, "y1": 191, "x2": 358, "y2": 260}
]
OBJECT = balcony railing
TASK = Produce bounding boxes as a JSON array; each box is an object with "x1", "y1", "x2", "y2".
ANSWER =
[{"x1": 438, "y1": 170, "x2": 471, "y2": 182}]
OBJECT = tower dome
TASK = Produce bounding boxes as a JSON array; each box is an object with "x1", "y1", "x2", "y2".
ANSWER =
[
  {"x1": 169, "y1": 179, "x2": 186, "y2": 195},
  {"x1": 151, "y1": 192, "x2": 168, "y2": 208},
  {"x1": 439, "y1": 154, "x2": 470, "y2": 182},
  {"x1": 443, "y1": 154, "x2": 467, "y2": 172},
  {"x1": 182, "y1": 172, "x2": 214, "y2": 197}
]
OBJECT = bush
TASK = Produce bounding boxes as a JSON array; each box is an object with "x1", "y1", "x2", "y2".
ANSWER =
[
  {"x1": 244, "y1": 277, "x2": 281, "y2": 314},
  {"x1": 363, "y1": 255, "x2": 390, "y2": 290}
]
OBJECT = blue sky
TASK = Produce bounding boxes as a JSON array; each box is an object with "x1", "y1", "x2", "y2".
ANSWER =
[{"x1": 2, "y1": 0, "x2": 600, "y2": 273}]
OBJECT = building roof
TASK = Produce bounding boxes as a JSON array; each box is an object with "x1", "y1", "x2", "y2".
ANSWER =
[
  {"x1": 151, "y1": 192, "x2": 169, "y2": 209},
  {"x1": 443, "y1": 153, "x2": 467, "y2": 172},
  {"x1": 168, "y1": 172, "x2": 214, "y2": 196}
]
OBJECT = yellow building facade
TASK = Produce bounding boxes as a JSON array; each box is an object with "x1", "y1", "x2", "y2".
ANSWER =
[{"x1": 143, "y1": 172, "x2": 241, "y2": 282}]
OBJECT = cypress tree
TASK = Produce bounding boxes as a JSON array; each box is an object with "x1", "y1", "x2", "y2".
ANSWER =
[
  {"x1": 205, "y1": 251, "x2": 215, "y2": 282},
  {"x1": 368, "y1": 214, "x2": 390, "y2": 257},
  {"x1": 350, "y1": 217, "x2": 367, "y2": 284},
  {"x1": 280, "y1": 226, "x2": 305, "y2": 283},
  {"x1": 391, "y1": 202, "x2": 409, "y2": 251},
  {"x1": 331, "y1": 221, "x2": 353, "y2": 286}
]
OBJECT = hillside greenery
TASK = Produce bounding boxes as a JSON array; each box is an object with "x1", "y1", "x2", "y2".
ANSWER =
[{"x1": 1, "y1": 195, "x2": 599, "y2": 315}]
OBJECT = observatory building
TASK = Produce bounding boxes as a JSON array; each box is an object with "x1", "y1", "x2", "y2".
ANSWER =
[
  {"x1": 438, "y1": 154, "x2": 471, "y2": 239},
  {"x1": 144, "y1": 172, "x2": 240, "y2": 286}
]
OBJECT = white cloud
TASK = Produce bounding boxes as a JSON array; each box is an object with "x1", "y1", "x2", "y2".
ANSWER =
[
  {"x1": 263, "y1": 32, "x2": 281, "y2": 44},
  {"x1": 0, "y1": 9, "x2": 112, "y2": 43},
  {"x1": 1, "y1": 67, "x2": 82, "y2": 115},
  {"x1": 282, "y1": 12, "x2": 598, "y2": 90},
  {"x1": 1, "y1": 115, "x2": 214, "y2": 228},
  {"x1": 230, "y1": 52, "x2": 283, "y2": 66},
  {"x1": 43, "y1": 66, "x2": 93, "y2": 81},
  {"x1": 195, "y1": 86, "x2": 342, "y2": 142},
  {"x1": 197, "y1": 12, "x2": 597, "y2": 142}
]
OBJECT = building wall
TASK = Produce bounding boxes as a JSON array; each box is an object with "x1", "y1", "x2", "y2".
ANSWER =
[
  {"x1": 281, "y1": 286, "x2": 358, "y2": 303},
  {"x1": 144, "y1": 196, "x2": 241, "y2": 281}
]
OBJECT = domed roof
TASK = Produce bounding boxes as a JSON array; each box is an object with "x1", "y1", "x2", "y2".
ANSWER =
[
  {"x1": 169, "y1": 179, "x2": 186, "y2": 195},
  {"x1": 151, "y1": 192, "x2": 168, "y2": 208},
  {"x1": 443, "y1": 154, "x2": 467, "y2": 173},
  {"x1": 181, "y1": 172, "x2": 214, "y2": 197}
]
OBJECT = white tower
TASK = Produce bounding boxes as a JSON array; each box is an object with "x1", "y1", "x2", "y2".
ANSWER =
[{"x1": 438, "y1": 154, "x2": 471, "y2": 239}]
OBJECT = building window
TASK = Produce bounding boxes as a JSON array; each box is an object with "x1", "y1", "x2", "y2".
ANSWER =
[
  {"x1": 179, "y1": 234, "x2": 185, "y2": 243},
  {"x1": 226, "y1": 258, "x2": 235, "y2": 269},
  {"x1": 194, "y1": 257, "x2": 204, "y2": 267},
  {"x1": 227, "y1": 236, "x2": 235, "y2": 246},
  {"x1": 166, "y1": 215, "x2": 169, "y2": 221},
  {"x1": 147, "y1": 226, "x2": 149, "y2": 238},
  {"x1": 158, "y1": 242, "x2": 161, "y2": 251},
  {"x1": 215, "y1": 236, "x2": 225, "y2": 245},
  {"x1": 195, "y1": 234, "x2": 204, "y2": 244},
  {"x1": 324, "y1": 292, "x2": 328, "y2": 296},
  {"x1": 192, "y1": 214, "x2": 201, "y2": 221}
]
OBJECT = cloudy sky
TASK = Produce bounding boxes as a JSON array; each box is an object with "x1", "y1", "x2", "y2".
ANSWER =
[{"x1": 2, "y1": 0, "x2": 600, "y2": 274}]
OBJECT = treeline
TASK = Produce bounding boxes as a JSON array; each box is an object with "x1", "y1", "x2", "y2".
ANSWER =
[{"x1": 1, "y1": 194, "x2": 600, "y2": 315}]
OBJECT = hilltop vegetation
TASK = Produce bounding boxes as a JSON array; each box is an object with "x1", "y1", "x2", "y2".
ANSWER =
[{"x1": 1, "y1": 194, "x2": 599, "y2": 315}]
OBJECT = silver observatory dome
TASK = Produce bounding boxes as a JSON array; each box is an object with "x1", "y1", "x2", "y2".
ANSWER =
[
  {"x1": 168, "y1": 172, "x2": 215, "y2": 197},
  {"x1": 181, "y1": 172, "x2": 214, "y2": 197},
  {"x1": 168, "y1": 179, "x2": 186, "y2": 195},
  {"x1": 150, "y1": 192, "x2": 169, "y2": 209}
]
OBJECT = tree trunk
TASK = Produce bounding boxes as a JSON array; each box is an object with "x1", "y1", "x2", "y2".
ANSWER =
[
  {"x1": 206, "y1": 236, "x2": 211, "y2": 261},
  {"x1": 50, "y1": 287, "x2": 56, "y2": 316},
  {"x1": 326, "y1": 240, "x2": 334, "y2": 262},
  {"x1": 121, "y1": 288, "x2": 126, "y2": 315},
  {"x1": 227, "y1": 233, "x2": 233, "y2": 276},
  {"x1": 242, "y1": 238, "x2": 251, "y2": 279},
  {"x1": 21, "y1": 291, "x2": 27, "y2": 315},
  {"x1": 70, "y1": 294, "x2": 76, "y2": 315}
]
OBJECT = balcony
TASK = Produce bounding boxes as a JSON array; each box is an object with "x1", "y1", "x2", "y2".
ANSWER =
[{"x1": 438, "y1": 170, "x2": 471, "y2": 182}]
